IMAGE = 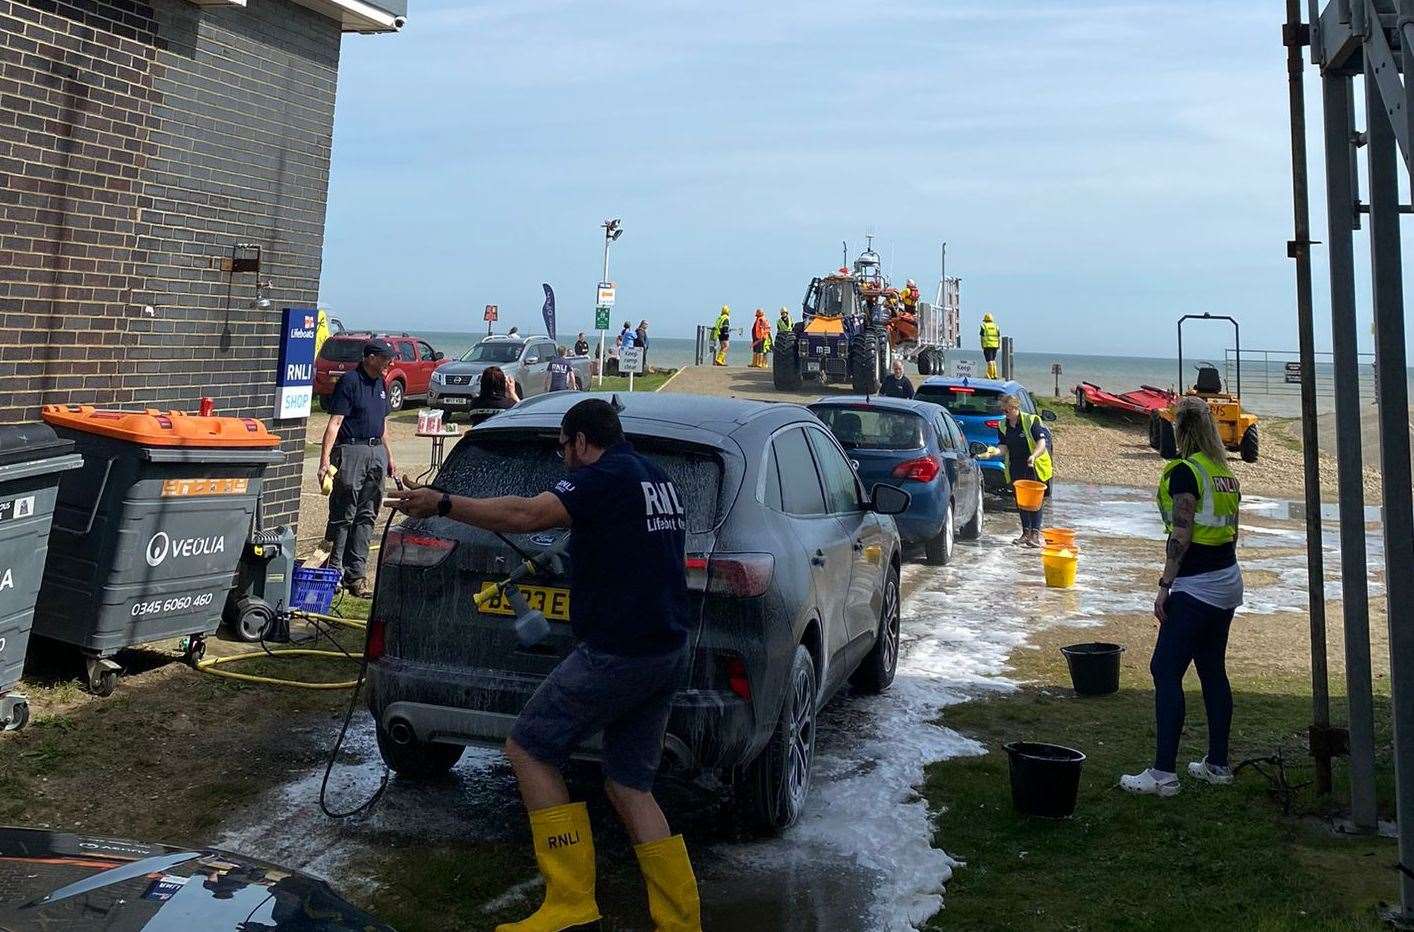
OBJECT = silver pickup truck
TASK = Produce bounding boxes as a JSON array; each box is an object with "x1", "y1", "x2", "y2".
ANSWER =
[{"x1": 428, "y1": 334, "x2": 592, "y2": 418}]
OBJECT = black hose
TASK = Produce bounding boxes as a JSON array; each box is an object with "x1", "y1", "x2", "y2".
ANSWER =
[{"x1": 318, "y1": 510, "x2": 397, "y2": 819}]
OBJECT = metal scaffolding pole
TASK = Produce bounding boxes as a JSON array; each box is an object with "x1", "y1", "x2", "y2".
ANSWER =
[
  {"x1": 1285, "y1": 0, "x2": 1334, "y2": 797},
  {"x1": 1320, "y1": 70, "x2": 1379, "y2": 832},
  {"x1": 1371, "y1": 2, "x2": 1414, "y2": 916}
]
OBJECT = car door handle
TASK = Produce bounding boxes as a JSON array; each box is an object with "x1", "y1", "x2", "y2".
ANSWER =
[{"x1": 812, "y1": 549, "x2": 826, "y2": 566}]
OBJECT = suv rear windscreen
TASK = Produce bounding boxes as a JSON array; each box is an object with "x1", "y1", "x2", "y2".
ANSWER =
[
  {"x1": 915, "y1": 385, "x2": 1006, "y2": 416},
  {"x1": 319, "y1": 339, "x2": 366, "y2": 362},
  {"x1": 439, "y1": 433, "x2": 723, "y2": 533},
  {"x1": 812, "y1": 407, "x2": 923, "y2": 451}
]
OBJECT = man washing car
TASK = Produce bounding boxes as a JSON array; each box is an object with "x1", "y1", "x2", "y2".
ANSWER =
[{"x1": 386, "y1": 398, "x2": 701, "y2": 932}]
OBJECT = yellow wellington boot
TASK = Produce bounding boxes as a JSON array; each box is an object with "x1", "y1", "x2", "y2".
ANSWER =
[
  {"x1": 496, "y1": 802, "x2": 601, "y2": 932},
  {"x1": 633, "y1": 834, "x2": 701, "y2": 932},
  {"x1": 986, "y1": 360, "x2": 998, "y2": 379}
]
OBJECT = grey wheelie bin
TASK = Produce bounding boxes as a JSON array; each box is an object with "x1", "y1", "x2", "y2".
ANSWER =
[
  {"x1": 34, "y1": 405, "x2": 284, "y2": 696},
  {"x1": 0, "y1": 424, "x2": 83, "y2": 730}
]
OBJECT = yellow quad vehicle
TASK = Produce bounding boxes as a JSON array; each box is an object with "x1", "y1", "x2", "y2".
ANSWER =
[{"x1": 1154, "y1": 313, "x2": 1260, "y2": 463}]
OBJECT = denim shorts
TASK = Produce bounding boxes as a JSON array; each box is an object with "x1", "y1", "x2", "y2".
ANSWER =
[{"x1": 510, "y1": 642, "x2": 689, "y2": 791}]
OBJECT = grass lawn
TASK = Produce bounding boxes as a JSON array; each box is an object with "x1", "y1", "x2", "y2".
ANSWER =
[
  {"x1": 922, "y1": 609, "x2": 1398, "y2": 930},
  {"x1": 587, "y1": 368, "x2": 676, "y2": 393}
]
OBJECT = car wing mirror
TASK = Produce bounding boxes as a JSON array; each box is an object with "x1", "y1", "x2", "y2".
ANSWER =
[
  {"x1": 869, "y1": 482, "x2": 911, "y2": 516},
  {"x1": 968, "y1": 441, "x2": 989, "y2": 457},
  {"x1": 1041, "y1": 408, "x2": 1058, "y2": 423},
  {"x1": 433, "y1": 351, "x2": 445, "y2": 361}
]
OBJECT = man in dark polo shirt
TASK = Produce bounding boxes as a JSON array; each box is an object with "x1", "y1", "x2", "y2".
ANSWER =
[
  {"x1": 386, "y1": 398, "x2": 701, "y2": 932},
  {"x1": 318, "y1": 340, "x2": 398, "y2": 598}
]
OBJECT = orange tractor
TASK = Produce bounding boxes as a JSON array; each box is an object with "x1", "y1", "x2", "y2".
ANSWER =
[{"x1": 1151, "y1": 313, "x2": 1260, "y2": 463}]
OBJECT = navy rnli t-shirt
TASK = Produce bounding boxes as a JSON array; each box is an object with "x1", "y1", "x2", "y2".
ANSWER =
[{"x1": 551, "y1": 442, "x2": 689, "y2": 657}]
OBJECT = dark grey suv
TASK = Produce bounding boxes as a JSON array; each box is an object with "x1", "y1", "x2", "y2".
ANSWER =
[{"x1": 366, "y1": 393, "x2": 907, "y2": 832}]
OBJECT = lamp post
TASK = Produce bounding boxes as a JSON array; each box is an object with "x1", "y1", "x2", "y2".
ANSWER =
[{"x1": 597, "y1": 218, "x2": 623, "y2": 386}]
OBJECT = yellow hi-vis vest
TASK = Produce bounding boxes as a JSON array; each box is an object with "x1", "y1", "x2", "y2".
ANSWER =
[
  {"x1": 1157, "y1": 452, "x2": 1240, "y2": 545},
  {"x1": 980, "y1": 320, "x2": 1000, "y2": 349},
  {"x1": 777, "y1": 314, "x2": 792, "y2": 334},
  {"x1": 714, "y1": 313, "x2": 731, "y2": 341},
  {"x1": 1001, "y1": 412, "x2": 1053, "y2": 484}
]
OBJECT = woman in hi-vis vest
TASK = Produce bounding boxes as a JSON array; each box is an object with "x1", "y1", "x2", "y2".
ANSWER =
[{"x1": 1122, "y1": 397, "x2": 1243, "y2": 798}]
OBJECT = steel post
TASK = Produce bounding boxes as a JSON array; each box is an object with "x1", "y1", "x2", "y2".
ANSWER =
[
  {"x1": 1375, "y1": 3, "x2": 1414, "y2": 916},
  {"x1": 1287, "y1": 0, "x2": 1333, "y2": 797},
  {"x1": 1322, "y1": 70, "x2": 1379, "y2": 832}
]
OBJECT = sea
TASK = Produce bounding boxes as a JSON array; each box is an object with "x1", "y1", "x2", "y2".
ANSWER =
[{"x1": 389, "y1": 329, "x2": 1395, "y2": 418}]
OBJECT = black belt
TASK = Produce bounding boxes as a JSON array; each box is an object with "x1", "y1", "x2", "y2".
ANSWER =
[{"x1": 340, "y1": 437, "x2": 382, "y2": 446}]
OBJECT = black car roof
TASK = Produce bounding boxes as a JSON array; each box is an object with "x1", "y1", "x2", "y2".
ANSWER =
[{"x1": 479, "y1": 392, "x2": 810, "y2": 445}]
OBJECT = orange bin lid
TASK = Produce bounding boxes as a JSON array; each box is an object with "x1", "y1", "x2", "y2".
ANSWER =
[{"x1": 41, "y1": 405, "x2": 281, "y2": 448}]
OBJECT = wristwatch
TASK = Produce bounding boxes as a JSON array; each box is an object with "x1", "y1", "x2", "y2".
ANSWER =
[
  {"x1": 437, "y1": 492, "x2": 452, "y2": 517},
  {"x1": 1158, "y1": 579, "x2": 1172, "y2": 590}
]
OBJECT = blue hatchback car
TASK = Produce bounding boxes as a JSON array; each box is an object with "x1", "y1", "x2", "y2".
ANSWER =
[
  {"x1": 809, "y1": 396, "x2": 983, "y2": 564},
  {"x1": 912, "y1": 377, "x2": 1057, "y2": 494}
]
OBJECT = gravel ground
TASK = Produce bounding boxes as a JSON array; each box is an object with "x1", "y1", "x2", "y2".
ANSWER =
[{"x1": 1044, "y1": 404, "x2": 1380, "y2": 503}]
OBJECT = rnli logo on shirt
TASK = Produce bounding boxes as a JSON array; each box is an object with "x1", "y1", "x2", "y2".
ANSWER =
[
  {"x1": 1213, "y1": 475, "x2": 1239, "y2": 494},
  {"x1": 642, "y1": 481, "x2": 685, "y2": 533}
]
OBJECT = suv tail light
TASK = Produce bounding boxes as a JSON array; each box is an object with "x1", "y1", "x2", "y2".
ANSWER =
[
  {"x1": 984, "y1": 419, "x2": 1001, "y2": 429},
  {"x1": 892, "y1": 455, "x2": 941, "y2": 483},
  {"x1": 366, "y1": 615, "x2": 386, "y2": 661},
  {"x1": 382, "y1": 527, "x2": 454, "y2": 567},
  {"x1": 685, "y1": 553, "x2": 774, "y2": 598},
  {"x1": 720, "y1": 654, "x2": 751, "y2": 700}
]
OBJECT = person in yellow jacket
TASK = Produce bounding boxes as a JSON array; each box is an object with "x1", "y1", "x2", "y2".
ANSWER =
[
  {"x1": 1121, "y1": 397, "x2": 1243, "y2": 798},
  {"x1": 777, "y1": 306, "x2": 792, "y2": 335},
  {"x1": 981, "y1": 393, "x2": 1052, "y2": 547},
  {"x1": 979, "y1": 312, "x2": 1001, "y2": 379},
  {"x1": 712, "y1": 306, "x2": 731, "y2": 366}
]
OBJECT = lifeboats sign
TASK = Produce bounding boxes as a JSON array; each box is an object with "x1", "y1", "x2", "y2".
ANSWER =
[{"x1": 276, "y1": 306, "x2": 317, "y2": 420}]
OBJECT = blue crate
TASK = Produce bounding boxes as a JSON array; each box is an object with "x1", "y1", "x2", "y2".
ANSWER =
[{"x1": 291, "y1": 562, "x2": 341, "y2": 614}]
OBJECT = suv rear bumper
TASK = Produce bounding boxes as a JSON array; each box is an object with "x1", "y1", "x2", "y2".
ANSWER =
[{"x1": 368, "y1": 657, "x2": 755, "y2": 772}]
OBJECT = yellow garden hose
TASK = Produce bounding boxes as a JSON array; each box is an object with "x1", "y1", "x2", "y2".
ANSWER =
[{"x1": 194, "y1": 611, "x2": 368, "y2": 690}]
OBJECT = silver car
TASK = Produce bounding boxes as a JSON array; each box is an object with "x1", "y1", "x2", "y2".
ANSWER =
[{"x1": 428, "y1": 335, "x2": 591, "y2": 415}]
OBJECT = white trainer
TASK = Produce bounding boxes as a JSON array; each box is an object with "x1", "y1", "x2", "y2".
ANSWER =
[
  {"x1": 1120, "y1": 768, "x2": 1181, "y2": 797},
  {"x1": 1187, "y1": 758, "x2": 1234, "y2": 785}
]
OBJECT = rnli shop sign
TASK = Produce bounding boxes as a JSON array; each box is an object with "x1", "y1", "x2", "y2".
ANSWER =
[{"x1": 275, "y1": 307, "x2": 317, "y2": 419}]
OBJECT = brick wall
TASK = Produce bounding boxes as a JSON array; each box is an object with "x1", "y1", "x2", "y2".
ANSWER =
[{"x1": 0, "y1": 0, "x2": 340, "y2": 531}]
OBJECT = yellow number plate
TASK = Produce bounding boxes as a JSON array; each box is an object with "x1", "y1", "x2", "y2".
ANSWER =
[{"x1": 477, "y1": 584, "x2": 571, "y2": 622}]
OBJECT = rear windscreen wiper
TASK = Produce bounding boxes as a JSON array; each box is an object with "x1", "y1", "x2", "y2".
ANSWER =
[{"x1": 20, "y1": 850, "x2": 204, "y2": 910}]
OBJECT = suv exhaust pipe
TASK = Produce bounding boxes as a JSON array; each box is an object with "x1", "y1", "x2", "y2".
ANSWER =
[{"x1": 387, "y1": 718, "x2": 416, "y2": 746}]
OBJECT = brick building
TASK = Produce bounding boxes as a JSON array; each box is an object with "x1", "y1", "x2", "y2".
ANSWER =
[{"x1": 0, "y1": 0, "x2": 403, "y2": 531}]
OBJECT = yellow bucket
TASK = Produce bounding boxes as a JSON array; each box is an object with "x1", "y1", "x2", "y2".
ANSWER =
[
  {"x1": 1042, "y1": 548, "x2": 1078, "y2": 589},
  {"x1": 1014, "y1": 479, "x2": 1046, "y2": 512}
]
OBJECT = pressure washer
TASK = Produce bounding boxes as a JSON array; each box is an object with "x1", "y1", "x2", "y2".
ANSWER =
[{"x1": 223, "y1": 525, "x2": 296, "y2": 643}]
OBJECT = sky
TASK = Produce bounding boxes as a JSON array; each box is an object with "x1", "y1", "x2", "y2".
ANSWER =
[{"x1": 317, "y1": 0, "x2": 1402, "y2": 360}]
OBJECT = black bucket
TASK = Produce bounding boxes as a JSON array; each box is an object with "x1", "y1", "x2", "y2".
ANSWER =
[
  {"x1": 1060, "y1": 642, "x2": 1124, "y2": 696},
  {"x1": 1003, "y1": 742, "x2": 1086, "y2": 818}
]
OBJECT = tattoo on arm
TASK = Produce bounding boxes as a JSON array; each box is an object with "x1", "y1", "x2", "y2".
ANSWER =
[{"x1": 1162, "y1": 493, "x2": 1198, "y2": 580}]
